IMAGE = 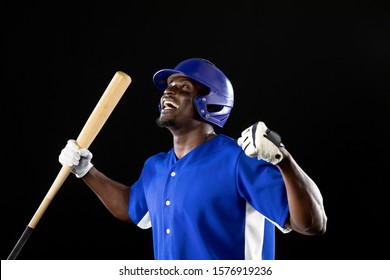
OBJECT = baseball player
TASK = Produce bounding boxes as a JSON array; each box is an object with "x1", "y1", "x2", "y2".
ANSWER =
[{"x1": 59, "y1": 58, "x2": 327, "y2": 259}]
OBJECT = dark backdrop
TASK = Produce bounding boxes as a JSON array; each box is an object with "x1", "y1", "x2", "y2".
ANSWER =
[{"x1": 3, "y1": 1, "x2": 389, "y2": 260}]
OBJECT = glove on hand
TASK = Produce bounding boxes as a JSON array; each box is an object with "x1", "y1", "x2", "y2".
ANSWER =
[
  {"x1": 237, "y1": 121, "x2": 284, "y2": 165},
  {"x1": 58, "y1": 139, "x2": 93, "y2": 178}
]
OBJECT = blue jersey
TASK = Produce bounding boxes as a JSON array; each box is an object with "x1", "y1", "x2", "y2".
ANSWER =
[{"x1": 128, "y1": 134, "x2": 290, "y2": 260}]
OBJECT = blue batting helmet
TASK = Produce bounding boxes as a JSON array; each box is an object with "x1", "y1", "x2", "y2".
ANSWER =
[{"x1": 152, "y1": 58, "x2": 234, "y2": 128}]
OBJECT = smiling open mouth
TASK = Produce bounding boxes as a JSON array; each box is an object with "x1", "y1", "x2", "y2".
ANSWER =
[{"x1": 163, "y1": 100, "x2": 179, "y2": 110}]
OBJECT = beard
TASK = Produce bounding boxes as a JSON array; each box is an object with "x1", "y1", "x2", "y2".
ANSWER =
[{"x1": 156, "y1": 117, "x2": 176, "y2": 128}]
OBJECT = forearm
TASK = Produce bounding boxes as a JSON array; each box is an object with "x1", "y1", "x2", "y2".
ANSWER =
[
  {"x1": 82, "y1": 167, "x2": 132, "y2": 223},
  {"x1": 277, "y1": 148, "x2": 327, "y2": 235}
]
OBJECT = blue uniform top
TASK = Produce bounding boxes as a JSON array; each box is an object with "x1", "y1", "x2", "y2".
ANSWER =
[{"x1": 128, "y1": 134, "x2": 291, "y2": 260}]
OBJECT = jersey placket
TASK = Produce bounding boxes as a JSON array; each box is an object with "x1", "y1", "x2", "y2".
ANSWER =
[{"x1": 161, "y1": 166, "x2": 179, "y2": 258}]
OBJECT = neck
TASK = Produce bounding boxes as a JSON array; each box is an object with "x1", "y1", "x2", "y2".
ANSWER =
[{"x1": 172, "y1": 124, "x2": 216, "y2": 159}]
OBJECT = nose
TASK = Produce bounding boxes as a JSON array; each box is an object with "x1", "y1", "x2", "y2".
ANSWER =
[{"x1": 163, "y1": 84, "x2": 177, "y2": 95}]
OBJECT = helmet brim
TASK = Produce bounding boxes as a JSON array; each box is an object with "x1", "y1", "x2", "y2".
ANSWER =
[{"x1": 152, "y1": 69, "x2": 185, "y2": 92}]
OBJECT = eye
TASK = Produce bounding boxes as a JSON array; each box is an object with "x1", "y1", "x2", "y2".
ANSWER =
[
  {"x1": 169, "y1": 81, "x2": 191, "y2": 90},
  {"x1": 168, "y1": 79, "x2": 194, "y2": 91},
  {"x1": 168, "y1": 81, "x2": 189, "y2": 88},
  {"x1": 179, "y1": 83, "x2": 190, "y2": 89}
]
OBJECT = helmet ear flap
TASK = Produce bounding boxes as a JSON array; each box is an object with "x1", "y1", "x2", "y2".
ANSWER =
[
  {"x1": 193, "y1": 92, "x2": 232, "y2": 129},
  {"x1": 206, "y1": 104, "x2": 224, "y2": 113}
]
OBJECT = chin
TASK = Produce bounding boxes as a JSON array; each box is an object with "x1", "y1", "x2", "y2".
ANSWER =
[{"x1": 156, "y1": 117, "x2": 175, "y2": 128}]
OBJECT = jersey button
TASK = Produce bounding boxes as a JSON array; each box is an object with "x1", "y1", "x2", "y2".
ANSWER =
[
  {"x1": 166, "y1": 228, "x2": 171, "y2": 234},
  {"x1": 171, "y1": 171, "x2": 176, "y2": 177},
  {"x1": 165, "y1": 200, "x2": 171, "y2": 206}
]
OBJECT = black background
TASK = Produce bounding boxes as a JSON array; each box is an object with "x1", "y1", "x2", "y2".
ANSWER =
[{"x1": 3, "y1": 1, "x2": 389, "y2": 260}]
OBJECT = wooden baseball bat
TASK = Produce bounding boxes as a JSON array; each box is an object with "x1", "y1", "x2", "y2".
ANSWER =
[{"x1": 7, "y1": 71, "x2": 132, "y2": 260}]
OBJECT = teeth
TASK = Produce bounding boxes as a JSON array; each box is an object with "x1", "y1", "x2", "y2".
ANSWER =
[{"x1": 163, "y1": 100, "x2": 179, "y2": 109}]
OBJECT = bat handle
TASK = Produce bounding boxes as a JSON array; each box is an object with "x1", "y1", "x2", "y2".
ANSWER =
[{"x1": 7, "y1": 225, "x2": 33, "y2": 260}]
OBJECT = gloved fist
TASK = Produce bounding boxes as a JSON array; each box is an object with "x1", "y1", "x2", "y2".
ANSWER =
[
  {"x1": 237, "y1": 121, "x2": 284, "y2": 165},
  {"x1": 58, "y1": 139, "x2": 93, "y2": 178}
]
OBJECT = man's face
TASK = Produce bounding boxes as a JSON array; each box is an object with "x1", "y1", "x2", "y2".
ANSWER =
[{"x1": 156, "y1": 76, "x2": 207, "y2": 130}]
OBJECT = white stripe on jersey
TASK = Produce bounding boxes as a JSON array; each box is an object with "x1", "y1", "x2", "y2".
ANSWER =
[
  {"x1": 137, "y1": 211, "x2": 152, "y2": 229},
  {"x1": 244, "y1": 203, "x2": 265, "y2": 260}
]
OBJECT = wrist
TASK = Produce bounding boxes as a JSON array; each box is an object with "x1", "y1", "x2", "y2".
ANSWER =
[{"x1": 276, "y1": 147, "x2": 291, "y2": 166}]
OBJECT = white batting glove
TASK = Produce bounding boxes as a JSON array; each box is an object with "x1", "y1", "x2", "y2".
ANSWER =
[
  {"x1": 58, "y1": 139, "x2": 93, "y2": 178},
  {"x1": 237, "y1": 121, "x2": 284, "y2": 165}
]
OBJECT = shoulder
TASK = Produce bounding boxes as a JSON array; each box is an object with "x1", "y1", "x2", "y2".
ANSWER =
[
  {"x1": 209, "y1": 134, "x2": 245, "y2": 158},
  {"x1": 215, "y1": 134, "x2": 241, "y2": 148},
  {"x1": 217, "y1": 134, "x2": 280, "y2": 168},
  {"x1": 144, "y1": 150, "x2": 171, "y2": 164}
]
